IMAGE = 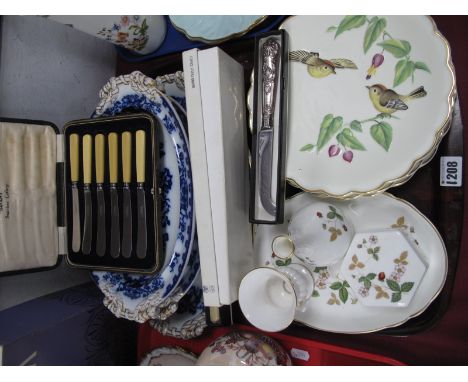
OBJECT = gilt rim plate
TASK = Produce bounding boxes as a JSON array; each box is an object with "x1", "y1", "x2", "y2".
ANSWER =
[
  {"x1": 279, "y1": 16, "x2": 456, "y2": 199},
  {"x1": 140, "y1": 346, "x2": 198, "y2": 366},
  {"x1": 253, "y1": 192, "x2": 447, "y2": 334},
  {"x1": 169, "y1": 15, "x2": 267, "y2": 44},
  {"x1": 91, "y1": 72, "x2": 195, "y2": 321},
  {"x1": 149, "y1": 276, "x2": 206, "y2": 339}
]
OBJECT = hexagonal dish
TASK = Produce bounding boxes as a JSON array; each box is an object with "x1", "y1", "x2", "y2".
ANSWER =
[{"x1": 339, "y1": 230, "x2": 427, "y2": 308}]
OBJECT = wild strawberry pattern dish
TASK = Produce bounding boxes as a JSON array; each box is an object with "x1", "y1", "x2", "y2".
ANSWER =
[
  {"x1": 256, "y1": 192, "x2": 447, "y2": 333},
  {"x1": 339, "y1": 230, "x2": 427, "y2": 308}
]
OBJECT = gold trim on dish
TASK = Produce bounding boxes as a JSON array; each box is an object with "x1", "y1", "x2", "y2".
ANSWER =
[
  {"x1": 279, "y1": 15, "x2": 457, "y2": 200},
  {"x1": 169, "y1": 15, "x2": 268, "y2": 45},
  {"x1": 140, "y1": 346, "x2": 198, "y2": 365},
  {"x1": 282, "y1": 191, "x2": 448, "y2": 334}
]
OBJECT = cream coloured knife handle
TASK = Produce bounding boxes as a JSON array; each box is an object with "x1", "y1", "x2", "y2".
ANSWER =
[
  {"x1": 135, "y1": 130, "x2": 147, "y2": 259},
  {"x1": 108, "y1": 133, "x2": 120, "y2": 258},
  {"x1": 95, "y1": 134, "x2": 106, "y2": 257},
  {"x1": 121, "y1": 132, "x2": 132, "y2": 258},
  {"x1": 82, "y1": 134, "x2": 93, "y2": 255}
]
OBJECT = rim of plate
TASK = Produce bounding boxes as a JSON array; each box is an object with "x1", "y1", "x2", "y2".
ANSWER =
[
  {"x1": 140, "y1": 346, "x2": 198, "y2": 365},
  {"x1": 279, "y1": 16, "x2": 457, "y2": 200},
  {"x1": 168, "y1": 15, "x2": 268, "y2": 45},
  {"x1": 149, "y1": 282, "x2": 207, "y2": 339},
  {"x1": 92, "y1": 72, "x2": 194, "y2": 297},
  {"x1": 278, "y1": 191, "x2": 448, "y2": 334}
]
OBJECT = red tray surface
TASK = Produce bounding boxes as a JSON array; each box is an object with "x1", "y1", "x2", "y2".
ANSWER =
[{"x1": 138, "y1": 323, "x2": 405, "y2": 366}]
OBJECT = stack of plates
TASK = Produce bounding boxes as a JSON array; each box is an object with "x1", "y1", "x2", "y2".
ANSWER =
[
  {"x1": 90, "y1": 71, "x2": 206, "y2": 338},
  {"x1": 244, "y1": 16, "x2": 455, "y2": 334}
]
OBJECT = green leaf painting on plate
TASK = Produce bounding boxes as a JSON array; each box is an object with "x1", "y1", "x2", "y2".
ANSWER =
[
  {"x1": 364, "y1": 17, "x2": 387, "y2": 53},
  {"x1": 370, "y1": 122, "x2": 393, "y2": 151},
  {"x1": 328, "y1": 16, "x2": 430, "y2": 87},
  {"x1": 334, "y1": 16, "x2": 367, "y2": 38}
]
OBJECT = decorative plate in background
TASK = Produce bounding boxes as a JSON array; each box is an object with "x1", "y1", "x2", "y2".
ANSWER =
[
  {"x1": 254, "y1": 192, "x2": 447, "y2": 333},
  {"x1": 150, "y1": 276, "x2": 206, "y2": 339},
  {"x1": 91, "y1": 71, "x2": 195, "y2": 322},
  {"x1": 169, "y1": 15, "x2": 267, "y2": 44},
  {"x1": 279, "y1": 16, "x2": 455, "y2": 198},
  {"x1": 140, "y1": 346, "x2": 197, "y2": 366}
]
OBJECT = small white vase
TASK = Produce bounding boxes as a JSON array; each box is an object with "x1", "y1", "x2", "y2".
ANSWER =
[{"x1": 46, "y1": 15, "x2": 166, "y2": 54}]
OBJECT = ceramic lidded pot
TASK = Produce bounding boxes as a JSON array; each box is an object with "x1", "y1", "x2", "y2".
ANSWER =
[
  {"x1": 286, "y1": 201, "x2": 354, "y2": 266},
  {"x1": 195, "y1": 331, "x2": 291, "y2": 366}
]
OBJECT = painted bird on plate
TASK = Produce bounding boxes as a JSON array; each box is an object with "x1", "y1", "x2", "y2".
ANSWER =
[
  {"x1": 366, "y1": 84, "x2": 427, "y2": 115},
  {"x1": 289, "y1": 50, "x2": 358, "y2": 78}
]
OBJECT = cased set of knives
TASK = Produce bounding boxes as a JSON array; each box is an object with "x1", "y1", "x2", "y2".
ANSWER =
[{"x1": 64, "y1": 114, "x2": 162, "y2": 273}]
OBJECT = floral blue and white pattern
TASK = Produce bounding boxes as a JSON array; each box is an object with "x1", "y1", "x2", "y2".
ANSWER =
[{"x1": 91, "y1": 71, "x2": 196, "y2": 322}]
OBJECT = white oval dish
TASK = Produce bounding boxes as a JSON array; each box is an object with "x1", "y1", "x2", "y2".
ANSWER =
[{"x1": 254, "y1": 192, "x2": 447, "y2": 333}]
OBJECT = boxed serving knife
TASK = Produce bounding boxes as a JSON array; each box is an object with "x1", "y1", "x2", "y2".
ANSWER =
[
  {"x1": 0, "y1": 113, "x2": 163, "y2": 276},
  {"x1": 250, "y1": 30, "x2": 289, "y2": 224}
]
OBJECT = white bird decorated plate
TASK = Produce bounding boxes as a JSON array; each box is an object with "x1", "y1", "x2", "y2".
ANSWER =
[
  {"x1": 278, "y1": 16, "x2": 455, "y2": 198},
  {"x1": 254, "y1": 192, "x2": 447, "y2": 333},
  {"x1": 91, "y1": 71, "x2": 195, "y2": 322}
]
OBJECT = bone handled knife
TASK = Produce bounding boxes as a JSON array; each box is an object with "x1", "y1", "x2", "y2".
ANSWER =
[
  {"x1": 136, "y1": 130, "x2": 147, "y2": 259},
  {"x1": 82, "y1": 134, "x2": 93, "y2": 255},
  {"x1": 69, "y1": 133, "x2": 81, "y2": 253},
  {"x1": 95, "y1": 134, "x2": 106, "y2": 257},
  {"x1": 121, "y1": 131, "x2": 133, "y2": 258},
  {"x1": 108, "y1": 132, "x2": 120, "y2": 258}
]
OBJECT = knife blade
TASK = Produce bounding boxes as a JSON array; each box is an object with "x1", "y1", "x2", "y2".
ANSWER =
[
  {"x1": 82, "y1": 134, "x2": 93, "y2": 255},
  {"x1": 69, "y1": 133, "x2": 81, "y2": 253},
  {"x1": 136, "y1": 130, "x2": 147, "y2": 259},
  {"x1": 108, "y1": 132, "x2": 120, "y2": 258},
  {"x1": 258, "y1": 129, "x2": 276, "y2": 216},
  {"x1": 257, "y1": 38, "x2": 280, "y2": 216},
  {"x1": 95, "y1": 134, "x2": 106, "y2": 257},
  {"x1": 121, "y1": 131, "x2": 132, "y2": 258}
]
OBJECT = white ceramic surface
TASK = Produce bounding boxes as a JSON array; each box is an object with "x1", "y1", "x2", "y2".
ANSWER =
[
  {"x1": 239, "y1": 267, "x2": 298, "y2": 332},
  {"x1": 47, "y1": 15, "x2": 166, "y2": 54},
  {"x1": 339, "y1": 230, "x2": 427, "y2": 308},
  {"x1": 169, "y1": 15, "x2": 266, "y2": 43},
  {"x1": 254, "y1": 192, "x2": 447, "y2": 333},
  {"x1": 287, "y1": 202, "x2": 354, "y2": 266},
  {"x1": 140, "y1": 346, "x2": 197, "y2": 366},
  {"x1": 276, "y1": 16, "x2": 455, "y2": 198},
  {"x1": 196, "y1": 331, "x2": 291, "y2": 366}
]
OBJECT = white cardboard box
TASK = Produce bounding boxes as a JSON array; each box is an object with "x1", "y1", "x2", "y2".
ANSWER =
[{"x1": 183, "y1": 47, "x2": 253, "y2": 309}]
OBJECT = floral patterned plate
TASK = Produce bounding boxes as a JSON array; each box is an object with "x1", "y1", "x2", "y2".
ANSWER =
[
  {"x1": 254, "y1": 192, "x2": 447, "y2": 333},
  {"x1": 91, "y1": 71, "x2": 195, "y2": 322},
  {"x1": 149, "y1": 275, "x2": 206, "y2": 339},
  {"x1": 140, "y1": 346, "x2": 197, "y2": 366},
  {"x1": 278, "y1": 16, "x2": 455, "y2": 198},
  {"x1": 196, "y1": 331, "x2": 291, "y2": 366}
]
